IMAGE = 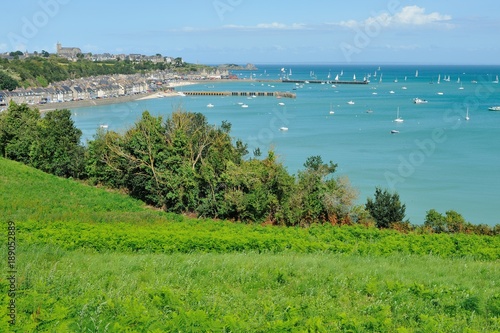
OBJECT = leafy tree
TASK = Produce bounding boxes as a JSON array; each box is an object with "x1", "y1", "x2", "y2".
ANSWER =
[
  {"x1": 424, "y1": 209, "x2": 446, "y2": 233},
  {"x1": 0, "y1": 102, "x2": 40, "y2": 163},
  {"x1": 365, "y1": 187, "x2": 406, "y2": 228},
  {"x1": 0, "y1": 71, "x2": 19, "y2": 90},
  {"x1": 288, "y1": 156, "x2": 353, "y2": 226},
  {"x1": 30, "y1": 108, "x2": 85, "y2": 178}
]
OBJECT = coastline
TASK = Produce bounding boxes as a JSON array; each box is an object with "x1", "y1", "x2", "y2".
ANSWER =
[{"x1": 36, "y1": 81, "x2": 197, "y2": 112}]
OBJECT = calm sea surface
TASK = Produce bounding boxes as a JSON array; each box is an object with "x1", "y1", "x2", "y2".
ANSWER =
[{"x1": 72, "y1": 64, "x2": 500, "y2": 226}]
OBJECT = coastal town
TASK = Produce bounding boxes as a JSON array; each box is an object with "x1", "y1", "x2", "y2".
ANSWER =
[{"x1": 0, "y1": 43, "x2": 245, "y2": 110}]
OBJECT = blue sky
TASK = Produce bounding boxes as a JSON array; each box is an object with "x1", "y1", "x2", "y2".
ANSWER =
[{"x1": 2, "y1": 0, "x2": 500, "y2": 65}]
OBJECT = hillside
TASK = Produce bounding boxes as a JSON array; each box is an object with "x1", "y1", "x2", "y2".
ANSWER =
[{"x1": 1, "y1": 157, "x2": 500, "y2": 331}]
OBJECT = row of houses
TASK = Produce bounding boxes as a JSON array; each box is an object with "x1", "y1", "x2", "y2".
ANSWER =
[
  {"x1": 0, "y1": 74, "x2": 155, "y2": 107},
  {"x1": 0, "y1": 68, "x2": 233, "y2": 109}
]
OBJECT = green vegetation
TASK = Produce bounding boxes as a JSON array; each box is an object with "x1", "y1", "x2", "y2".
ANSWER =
[
  {"x1": 1, "y1": 157, "x2": 500, "y2": 331},
  {"x1": 0, "y1": 103, "x2": 84, "y2": 178},
  {"x1": 2, "y1": 101, "x2": 500, "y2": 233},
  {"x1": 0, "y1": 55, "x2": 211, "y2": 89},
  {"x1": 366, "y1": 187, "x2": 406, "y2": 229}
]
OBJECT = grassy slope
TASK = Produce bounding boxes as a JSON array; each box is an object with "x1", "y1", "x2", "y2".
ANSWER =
[{"x1": 1, "y1": 157, "x2": 500, "y2": 332}]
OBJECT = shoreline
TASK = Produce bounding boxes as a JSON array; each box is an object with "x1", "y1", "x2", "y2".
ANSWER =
[
  {"x1": 34, "y1": 78, "x2": 278, "y2": 112},
  {"x1": 36, "y1": 81, "x2": 198, "y2": 112}
]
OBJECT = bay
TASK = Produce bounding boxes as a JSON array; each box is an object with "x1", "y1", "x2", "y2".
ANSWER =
[{"x1": 72, "y1": 64, "x2": 500, "y2": 226}]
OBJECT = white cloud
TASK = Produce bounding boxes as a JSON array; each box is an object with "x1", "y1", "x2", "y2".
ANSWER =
[
  {"x1": 338, "y1": 5, "x2": 452, "y2": 29},
  {"x1": 394, "y1": 6, "x2": 451, "y2": 26}
]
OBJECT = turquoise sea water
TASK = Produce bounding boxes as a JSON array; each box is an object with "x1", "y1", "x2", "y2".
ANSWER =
[{"x1": 72, "y1": 65, "x2": 500, "y2": 226}]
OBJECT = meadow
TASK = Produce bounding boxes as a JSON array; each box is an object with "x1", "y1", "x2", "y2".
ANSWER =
[{"x1": 1, "y1": 157, "x2": 500, "y2": 332}]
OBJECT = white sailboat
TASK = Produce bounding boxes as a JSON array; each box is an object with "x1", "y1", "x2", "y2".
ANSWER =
[
  {"x1": 465, "y1": 107, "x2": 470, "y2": 121},
  {"x1": 329, "y1": 103, "x2": 335, "y2": 114},
  {"x1": 415, "y1": 70, "x2": 419, "y2": 78},
  {"x1": 353, "y1": 74, "x2": 356, "y2": 81},
  {"x1": 394, "y1": 107, "x2": 404, "y2": 123},
  {"x1": 334, "y1": 74, "x2": 339, "y2": 81},
  {"x1": 493, "y1": 75, "x2": 499, "y2": 84},
  {"x1": 289, "y1": 68, "x2": 292, "y2": 76},
  {"x1": 437, "y1": 74, "x2": 441, "y2": 84}
]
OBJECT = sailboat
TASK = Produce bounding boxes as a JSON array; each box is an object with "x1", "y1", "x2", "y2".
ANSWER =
[
  {"x1": 415, "y1": 70, "x2": 419, "y2": 78},
  {"x1": 465, "y1": 107, "x2": 470, "y2": 121},
  {"x1": 493, "y1": 75, "x2": 499, "y2": 84},
  {"x1": 379, "y1": 74, "x2": 383, "y2": 83},
  {"x1": 353, "y1": 74, "x2": 356, "y2": 81},
  {"x1": 394, "y1": 107, "x2": 404, "y2": 123},
  {"x1": 437, "y1": 74, "x2": 441, "y2": 84},
  {"x1": 334, "y1": 74, "x2": 339, "y2": 81},
  {"x1": 329, "y1": 103, "x2": 335, "y2": 114},
  {"x1": 289, "y1": 68, "x2": 292, "y2": 76}
]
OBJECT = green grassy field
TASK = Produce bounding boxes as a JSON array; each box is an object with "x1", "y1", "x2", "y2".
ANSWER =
[{"x1": 1, "y1": 157, "x2": 500, "y2": 332}]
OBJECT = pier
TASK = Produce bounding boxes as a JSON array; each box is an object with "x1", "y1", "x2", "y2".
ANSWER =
[
  {"x1": 182, "y1": 91, "x2": 296, "y2": 98},
  {"x1": 281, "y1": 79, "x2": 368, "y2": 85}
]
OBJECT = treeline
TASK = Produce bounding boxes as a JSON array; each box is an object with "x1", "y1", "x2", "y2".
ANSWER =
[
  {"x1": 1, "y1": 102, "x2": 499, "y2": 234},
  {"x1": 0, "y1": 55, "x2": 209, "y2": 90}
]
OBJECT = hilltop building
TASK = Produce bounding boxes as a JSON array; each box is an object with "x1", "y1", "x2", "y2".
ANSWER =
[{"x1": 56, "y1": 43, "x2": 81, "y2": 58}]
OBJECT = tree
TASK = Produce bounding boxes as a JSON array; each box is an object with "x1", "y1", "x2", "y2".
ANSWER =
[
  {"x1": 365, "y1": 187, "x2": 406, "y2": 228},
  {"x1": 30, "y1": 108, "x2": 85, "y2": 178},
  {"x1": 288, "y1": 155, "x2": 351, "y2": 226},
  {"x1": 0, "y1": 102, "x2": 40, "y2": 163},
  {"x1": 424, "y1": 209, "x2": 446, "y2": 233},
  {"x1": 0, "y1": 71, "x2": 19, "y2": 91}
]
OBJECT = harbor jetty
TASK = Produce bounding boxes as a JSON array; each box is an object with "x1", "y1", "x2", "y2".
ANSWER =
[
  {"x1": 281, "y1": 79, "x2": 368, "y2": 85},
  {"x1": 182, "y1": 91, "x2": 296, "y2": 98}
]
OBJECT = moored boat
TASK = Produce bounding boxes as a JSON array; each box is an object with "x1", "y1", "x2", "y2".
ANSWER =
[{"x1": 488, "y1": 106, "x2": 500, "y2": 111}]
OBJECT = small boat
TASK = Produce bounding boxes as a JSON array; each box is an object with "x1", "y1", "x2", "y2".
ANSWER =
[
  {"x1": 413, "y1": 97, "x2": 428, "y2": 104},
  {"x1": 278, "y1": 102, "x2": 285, "y2": 106},
  {"x1": 465, "y1": 107, "x2": 470, "y2": 121},
  {"x1": 401, "y1": 86, "x2": 407, "y2": 90},
  {"x1": 494, "y1": 75, "x2": 499, "y2": 84},
  {"x1": 488, "y1": 106, "x2": 500, "y2": 111},
  {"x1": 176, "y1": 92, "x2": 186, "y2": 97},
  {"x1": 437, "y1": 92, "x2": 444, "y2": 95},
  {"x1": 394, "y1": 107, "x2": 404, "y2": 123},
  {"x1": 100, "y1": 124, "x2": 109, "y2": 129},
  {"x1": 366, "y1": 109, "x2": 373, "y2": 113},
  {"x1": 347, "y1": 100, "x2": 355, "y2": 105},
  {"x1": 390, "y1": 130, "x2": 400, "y2": 134},
  {"x1": 206, "y1": 103, "x2": 214, "y2": 108},
  {"x1": 389, "y1": 90, "x2": 395, "y2": 94},
  {"x1": 329, "y1": 103, "x2": 335, "y2": 114},
  {"x1": 279, "y1": 127, "x2": 288, "y2": 131},
  {"x1": 241, "y1": 104, "x2": 249, "y2": 108}
]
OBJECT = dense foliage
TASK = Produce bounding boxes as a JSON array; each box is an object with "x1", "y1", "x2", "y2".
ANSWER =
[
  {"x1": 2, "y1": 102, "x2": 500, "y2": 232},
  {"x1": 0, "y1": 102, "x2": 84, "y2": 178},
  {"x1": 0, "y1": 55, "x2": 210, "y2": 89},
  {"x1": 365, "y1": 187, "x2": 406, "y2": 228},
  {"x1": 0, "y1": 71, "x2": 19, "y2": 91},
  {"x1": 86, "y1": 109, "x2": 359, "y2": 226}
]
